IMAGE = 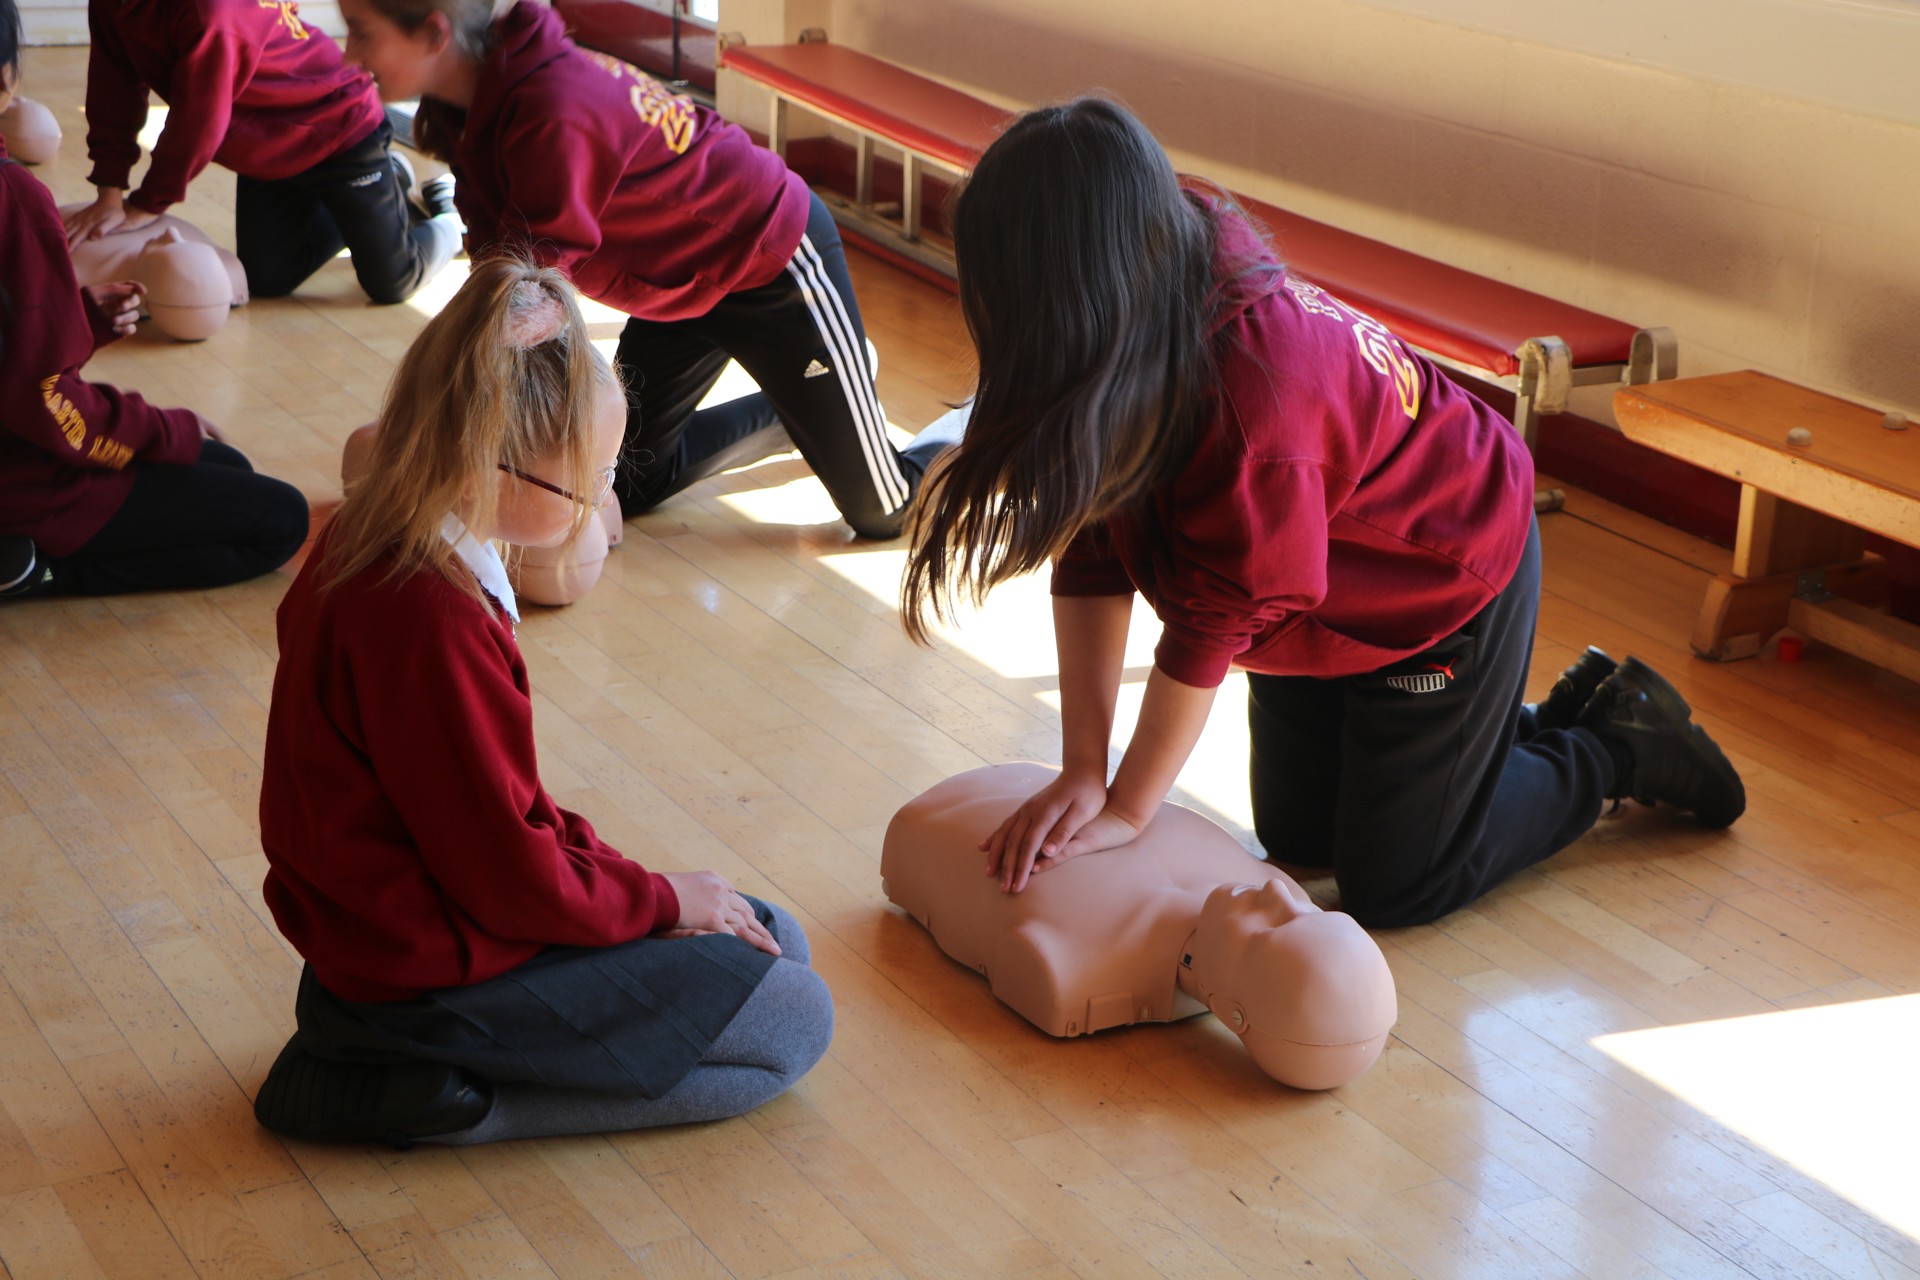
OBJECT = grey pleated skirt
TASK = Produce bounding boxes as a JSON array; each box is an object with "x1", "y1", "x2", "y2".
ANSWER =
[{"x1": 292, "y1": 897, "x2": 781, "y2": 1099}]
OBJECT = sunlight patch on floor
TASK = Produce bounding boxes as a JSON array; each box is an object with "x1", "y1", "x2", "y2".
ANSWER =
[{"x1": 1593, "y1": 993, "x2": 1920, "y2": 1243}]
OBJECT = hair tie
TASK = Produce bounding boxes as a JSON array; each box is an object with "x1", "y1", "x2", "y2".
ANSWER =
[{"x1": 504, "y1": 282, "x2": 567, "y2": 349}]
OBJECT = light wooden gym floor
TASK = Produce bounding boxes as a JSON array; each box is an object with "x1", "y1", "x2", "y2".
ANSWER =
[{"x1": 6, "y1": 45, "x2": 1920, "y2": 1280}]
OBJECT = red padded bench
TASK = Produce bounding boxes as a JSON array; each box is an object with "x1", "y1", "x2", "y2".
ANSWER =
[
  {"x1": 721, "y1": 36, "x2": 1677, "y2": 502},
  {"x1": 721, "y1": 37, "x2": 1008, "y2": 265}
]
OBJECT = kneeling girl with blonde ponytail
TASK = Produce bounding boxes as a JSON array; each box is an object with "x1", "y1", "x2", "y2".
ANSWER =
[{"x1": 253, "y1": 259, "x2": 832, "y2": 1147}]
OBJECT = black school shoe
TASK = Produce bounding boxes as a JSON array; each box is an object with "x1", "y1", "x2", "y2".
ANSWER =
[
  {"x1": 1532, "y1": 646, "x2": 1618, "y2": 731},
  {"x1": 254, "y1": 1042, "x2": 493, "y2": 1149},
  {"x1": 1579, "y1": 656, "x2": 1746, "y2": 828}
]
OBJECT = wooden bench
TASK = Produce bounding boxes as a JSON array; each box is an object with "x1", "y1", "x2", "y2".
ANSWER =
[
  {"x1": 1615, "y1": 371, "x2": 1920, "y2": 683},
  {"x1": 720, "y1": 36, "x2": 1678, "y2": 507}
]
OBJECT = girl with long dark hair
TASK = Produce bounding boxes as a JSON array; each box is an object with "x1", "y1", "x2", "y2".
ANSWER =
[{"x1": 905, "y1": 99, "x2": 1745, "y2": 928}]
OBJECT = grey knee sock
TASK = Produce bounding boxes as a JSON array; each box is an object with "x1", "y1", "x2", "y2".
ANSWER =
[{"x1": 431, "y1": 953, "x2": 833, "y2": 1145}]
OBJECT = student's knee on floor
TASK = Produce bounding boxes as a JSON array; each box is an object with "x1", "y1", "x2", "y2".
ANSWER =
[
  {"x1": 1253, "y1": 818, "x2": 1335, "y2": 882},
  {"x1": 845, "y1": 502, "x2": 908, "y2": 542},
  {"x1": 767, "y1": 961, "x2": 835, "y2": 1077},
  {"x1": 359, "y1": 273, "x2": 421, "y2": 308},
  {"x1": 1332, "y1": 871, "x2": 1450, "y2": 931},
  {"x1": 259, "y1": 480, "x2": 313, "y2": 569}
]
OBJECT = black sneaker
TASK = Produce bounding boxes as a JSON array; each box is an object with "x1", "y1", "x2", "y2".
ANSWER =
[
  {"x1": 253, "y1": 1042, "x2": 493, "y2": 1149},
  {"x1": 1579, "y1": 656, "x2": 1746, "y2": 828},
  {"x1": 415, "y1": 172, "x2": 459, "y2": 224},
  {"x1": 1532, "y1": 646, "x2": 1618, "y2": 731},
  {"x1": 0, "y1": 536, "x2": 50, "y2": 599}
]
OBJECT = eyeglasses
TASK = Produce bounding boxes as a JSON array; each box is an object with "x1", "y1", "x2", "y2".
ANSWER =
[{"x1": 499, "y1": 463, "x2": 618, "y2": 510}]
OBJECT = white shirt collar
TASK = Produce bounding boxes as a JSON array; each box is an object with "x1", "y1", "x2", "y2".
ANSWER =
[{"x1": 440, "y1": 514, "x2": 520, "y2": 624}]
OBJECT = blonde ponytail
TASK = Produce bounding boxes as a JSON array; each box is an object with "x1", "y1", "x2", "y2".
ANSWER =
[{"x1": 322, "y1": 258, "x2": 611, "y2": 604}]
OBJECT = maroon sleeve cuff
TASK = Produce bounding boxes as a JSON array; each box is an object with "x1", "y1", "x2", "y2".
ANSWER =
[
  {"x1": 85, "y1": 164, "x2": 135, "y2": 192},
  {"x1": 1151, "y1": 629, "x2": 1237, "y2": 690},
  {"x1": 146, "y1": 407, "x2": 206, "y2": 466},
  {"x1": 126, "y1": 189, "x2": 176, "y2": 217},
  {"x1": 648, "y1": 872, "x2": 681, "y2": 935}
]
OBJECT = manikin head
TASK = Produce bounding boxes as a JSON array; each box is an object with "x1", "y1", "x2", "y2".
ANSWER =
[
  {"x1": 0, "y1": 0, "x2": 59, "y2": 166},
  {"x1": 1179, "y1": 879, "x2": 1398, "y2": 1091},
  {"x1": 133, "y1": 228, "x2": 233, "y2": 340}
]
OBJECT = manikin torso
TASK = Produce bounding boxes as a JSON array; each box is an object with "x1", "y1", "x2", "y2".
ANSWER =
[
  {"x1": 882, "y1": 763, "x2": 1399, "y2": 1090},
  {"x1": 58, "y1": 202, "x2": 250, "y2": 310}
]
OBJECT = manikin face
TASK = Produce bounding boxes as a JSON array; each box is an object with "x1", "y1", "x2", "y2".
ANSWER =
[
  {"x1": 1184, "y1": 880, "x2": 1317, "y2": 1035},
  {"x1": 489, "y1": 377, "x2": 625, "y2": 549},
  {"x1": 1183, "y1": 877, "x2": 1398, "y2": 1088},
  {"x1": 337, "y1": 0, "x2": 449, "y2": 102}
]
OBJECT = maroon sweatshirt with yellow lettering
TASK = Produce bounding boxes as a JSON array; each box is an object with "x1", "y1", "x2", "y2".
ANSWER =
[
  {"x1": 84, "y1": 0, "x2": 383, "y2": 214},
  {"x1": 1053, "y1": 196, "x2": 1536, "y2": 686},
  {"x1": 0, "y1": 142, "x2": 201, "y2": 556},
  {"x1": 422, "y1": 1, "x2": 809, "y2": 322}
]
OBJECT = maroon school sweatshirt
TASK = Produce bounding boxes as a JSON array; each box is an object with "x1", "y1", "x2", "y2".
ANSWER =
[
  {"x1": 85, "y1": 0, "x2": 383, "y2": 213},
  {"x1": 0, "y1": 141, "x2": 202, "y2": 555},
  {"x1": 430, "y1": 0, "x2": 810, "y2": 322},
  {"x1": 258, "y1": 536, "x2": 681, "y2": 1003},
  {"x1": 1053, "y1": 197, "x2": 1535, "y2": 686}
]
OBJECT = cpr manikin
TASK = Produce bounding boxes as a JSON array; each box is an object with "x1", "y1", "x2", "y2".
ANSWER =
[
  {"x1": 882, "y1": 763, "x2": 1398, "y2": 1090},
  {"x1": 59, "y1": 202, "x2": 248, "y2": 340},
  {"x1": 0, "y1": 95, "x2": 59, "y2": 164}
]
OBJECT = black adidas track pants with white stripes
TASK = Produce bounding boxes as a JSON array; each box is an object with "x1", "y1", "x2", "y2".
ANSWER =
[{"x1": 612, "y1": 192, "x2": 921, "y2": 539}]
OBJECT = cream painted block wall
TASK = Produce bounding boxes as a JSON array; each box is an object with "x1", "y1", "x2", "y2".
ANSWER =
[{"x1": 734, "y1": 0, "x2": 1920, "y2": 420}]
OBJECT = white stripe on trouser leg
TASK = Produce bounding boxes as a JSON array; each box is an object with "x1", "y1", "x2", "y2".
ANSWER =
[
  {"x1": 785, "y1": 240, "x2": 905, "y2": 511},
  {"x1": 791, "y1": 235, "x2": 903, "y2": 506},
  {"x1": 785, "y1": 236, "x2": 909, "y2": 512}
]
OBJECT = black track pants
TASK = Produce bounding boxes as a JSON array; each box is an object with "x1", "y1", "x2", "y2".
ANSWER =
[
  {"x1": 235, "y1": 121, "x2": 457, "y2": 305},
  {"x1": 613, "y1": 193, "x2": 922, "y2": 539},
  {"x1": 1246, "y1": 519, "x2": 1616, "y2": 928},
  {"x1": 47, "y1": 440, "x2": 308, "y2": 596}
]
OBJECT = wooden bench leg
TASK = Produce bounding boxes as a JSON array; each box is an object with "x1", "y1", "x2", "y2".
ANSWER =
[
  {"x1": 1693, "y1": 558, "x2": 1887, "y2": 659},
  {"x1": 1733, "y1": 487, "x2": 1863, "y2": 579},
  {"x1": 902, "y1": 152, "x2": 922, "y2": 241},
  {"x1": 1693, "y1": 484, "x2": 1883, "y2": 659},
  {"x1": 855, "y1": 134, "x2": 874, "y2": 209},
  {"x1": 769, "y1": 95, "x2": 788, "y2": 159}
]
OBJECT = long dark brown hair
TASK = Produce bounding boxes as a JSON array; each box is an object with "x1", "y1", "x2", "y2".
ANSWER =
[{"x1": 901, "y1": 98, "x2": 1217, "y2": 643}]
